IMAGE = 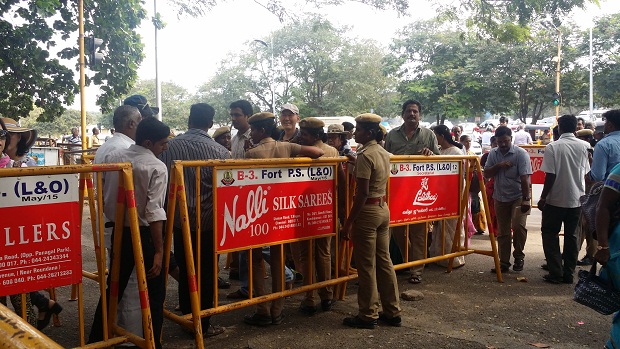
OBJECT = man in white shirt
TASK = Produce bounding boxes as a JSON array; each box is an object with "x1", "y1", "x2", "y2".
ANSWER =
[
  {"x1": 93, "y1": 105, "x2": 144, "y2": 337},
  {"x1": 538, "y1": 114, "x2": 591, "y2": 284},
  {"x1": 89, "y1": 117, "x2": 170, "y2": 349},
  {"x1": 513, "y1": 124, "x2": 533, "y2": 145}
]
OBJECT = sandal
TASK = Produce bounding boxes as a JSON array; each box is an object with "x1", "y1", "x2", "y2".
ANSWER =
[
  {"x1": 408, "y1": 275, "x2": 422, "y2": 284},
  {"x1": 37, "y1": 301, "x2": 63, "y2": 330},
  {"x1": 205, "y1": 323, "x2": 225, "y2": 337}
]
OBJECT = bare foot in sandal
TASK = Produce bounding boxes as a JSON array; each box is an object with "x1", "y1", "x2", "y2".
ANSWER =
[{"x1": 408, "y1": 275, "x2": 422, "y2": 284}]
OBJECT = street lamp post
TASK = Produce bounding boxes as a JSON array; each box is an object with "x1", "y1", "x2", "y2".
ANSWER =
[{"x1": 254, "y1": 39, "x2": 275, "y2": 114}]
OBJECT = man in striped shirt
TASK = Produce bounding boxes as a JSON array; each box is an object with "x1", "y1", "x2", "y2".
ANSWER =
[{"x1": 159, "y1": 103, "x2": 229, "y2": 337}]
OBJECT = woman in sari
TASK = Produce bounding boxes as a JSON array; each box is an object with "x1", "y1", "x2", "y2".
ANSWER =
[{"x1": 594, "y1": 162, "x2": 620, "y2": 349}]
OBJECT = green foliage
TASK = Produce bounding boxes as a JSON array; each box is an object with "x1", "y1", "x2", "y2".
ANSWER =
[
  {"x1": 0, "y1": 0, "x2": 146, "y2": 121},
  {"x1": 20, "y1": 107, "x2": 101, "y2": 139}
]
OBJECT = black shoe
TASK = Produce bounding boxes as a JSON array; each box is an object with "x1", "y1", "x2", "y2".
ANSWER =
[
  {"x1": 321, "y1": 299, "x2": 336, "y2": 311},
  {"x1": 542, "y1": 274, "x2": 562, "y2": 284},
  {"x1": 299, "y1": 304, "x2": 318, "y2": 316},
  {"x1": 378, "y1": 312, "x2": 402, "y2": 327},
  {"x1": 343, "y1": 316, "x2": 377, "y2": 329},
  {"x1": 228, "y1": 270, "x2": 240, "y2": 280},
  {"x1": 490, "y1": 265, "x2": 509, "y2": 273},
  {"x1": 563, "y1": 275, "x2": 574, "y2": 284},
  {"x1": 244, "y1": 313, "x2": 272, "y2": 326},
  {"x1": 541, "y1": 263, "x2": 549, "y2": 271},
  {"x1": 513, "y1": 258, "x2": 524, "y2": 272},
  {"x1": 37, "y1": 302, "x2": 63, "y2": 330},
  {"x1": 576, "y1": 256, "x2": 594, "y2": 266},
  {"x1": 218, "y1": 277, "x2": 231, "y2": 289}
]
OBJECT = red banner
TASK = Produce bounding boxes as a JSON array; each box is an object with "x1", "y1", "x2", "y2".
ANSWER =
[
  {"x1": 215, "y1": 166, "x2": 336, "y2": 252},
  {"x1": 0, "y1": 174, "x2": 82, "y2": 296},
  {"x1": 388, "y1": 161, "x2": 461, "y2": 225},
  {"x1": 523, "y1": 146, "x2": 545, "y2": 185}
]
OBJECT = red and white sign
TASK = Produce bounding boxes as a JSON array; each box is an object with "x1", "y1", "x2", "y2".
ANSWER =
[
  {"x1": 388, "y1": 161, "x2": 461, "y2": 225},
  {"x1": 523, "y1": 146, "x2": 545, "y2": 185},
  {"x1": 215, "y1": 166, "x2": 336, "y2": 253},
  {"x1": 0, "y1": 174, "x2": 82, "y2": 296}
]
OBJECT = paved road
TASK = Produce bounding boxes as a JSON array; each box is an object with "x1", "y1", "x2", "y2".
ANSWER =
[{"x1": 34, "y1": 207, "x2": 608, "y2": 348}]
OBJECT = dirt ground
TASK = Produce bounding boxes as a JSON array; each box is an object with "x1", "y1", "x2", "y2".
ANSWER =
[{"x1": 31, "y1": 207, "x2": 610, "y2": 349}]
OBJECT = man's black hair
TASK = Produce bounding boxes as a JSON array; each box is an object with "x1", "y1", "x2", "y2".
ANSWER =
[
  {"x1": 229, "y1": 100, "x2": 254, "y2": 116},
  {"x1": 136, "y1": 117, "x2": 170, "y2": 145},
  {"x1": 188, "y1": 103, "x2": 215, "y2": 129}
]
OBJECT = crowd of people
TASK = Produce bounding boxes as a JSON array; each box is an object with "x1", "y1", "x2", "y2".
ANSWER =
[{"x1": 3, "y1": 94, "x2": 620, "y2": 347}]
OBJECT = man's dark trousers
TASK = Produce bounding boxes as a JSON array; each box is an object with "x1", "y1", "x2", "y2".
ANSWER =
[{"x1": 541, "y1": 204, "x2": 581, "y2": 281}]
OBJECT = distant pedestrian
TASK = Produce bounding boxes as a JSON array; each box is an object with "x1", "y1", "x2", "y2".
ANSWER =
[{"x1": 538, "y1": 115, "x2": 590, "y2": 284}]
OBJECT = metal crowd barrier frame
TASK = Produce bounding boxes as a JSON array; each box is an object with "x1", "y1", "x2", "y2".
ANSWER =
[
  {"x1": 386, "y1": 155, "x2": 502, "y2": 281},
  {"x1": 0, "y1": 303, "x2": 63, "y2": 349},
  {"x1": 163, "y1": 157, "x2": 349, "y2": 348},
  {"x1": 0, "y1": 163, "x2": 156, "y2": 349}
]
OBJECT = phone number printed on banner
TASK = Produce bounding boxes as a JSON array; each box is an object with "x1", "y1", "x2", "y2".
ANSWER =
[
  {"x1": 389, "y1": 161, "x2": 461, "y2": 225},
  {"x1": 0, "y1": 174, "x2": 82, "y2": 296},
  {"x1": 215, "y1": 165, "x2": 336, "y2": 252}
]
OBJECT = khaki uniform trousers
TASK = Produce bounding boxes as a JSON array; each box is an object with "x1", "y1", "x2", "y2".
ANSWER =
[
  {"x1": 299, "y1": 237, "x2": 333, "y2": 306},
  {"x1": 251, "y1": 245, "x2": 284, "y2": 317},
  {"x1": 352, "y1": 202, "x2": 401, "y2": 321},
  {"x1": 495, "y1": 198, "x2": 529, "y2": 267},
  {"x1": 391, "y1": 223, "x2": 427, "y2": 276}
]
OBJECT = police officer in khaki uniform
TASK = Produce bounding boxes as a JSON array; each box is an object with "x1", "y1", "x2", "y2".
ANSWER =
[
  {"x1": 342, "y1": 113, "x2": 402, "y2": 329},
  {"x1": 295, "y1": 117, "x2": 342, "y2": 314},
  {"x1": 243, "y1": 112, "x2": 324, "y2": 326}
]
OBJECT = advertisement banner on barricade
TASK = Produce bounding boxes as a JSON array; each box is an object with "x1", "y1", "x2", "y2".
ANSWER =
[
  {"x1": 523, "y1": 146, "x2": 545, "y2": 185},
  {"x1": 0, "y1": 174, "x2": 82, "y2": 296},
  {"x1": 214, "y1": 165, "x2": 337, "y2": 253},
  {"x1": 388, "y1": 161, "x2": 461, "y2": 225}
]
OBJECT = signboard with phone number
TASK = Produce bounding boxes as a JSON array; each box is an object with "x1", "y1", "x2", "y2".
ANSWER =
[
  {"x1": 0, "y1": 174, "x2": 82, "y2": 296},
  {"x1": 388, "y1": 161, "x2": 461, "y2": 225},
  {"x1": 215, "y1": 165, "x2": 336, "y2": 253}
]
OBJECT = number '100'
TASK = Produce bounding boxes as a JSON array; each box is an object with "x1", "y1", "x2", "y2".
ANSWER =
[{"x1": 250, "y1": 223, "x2": 269, "y2": 237}]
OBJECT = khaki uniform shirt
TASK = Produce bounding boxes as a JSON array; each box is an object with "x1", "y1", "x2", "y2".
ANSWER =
[
  {"x1": 314, "y1": 140, "x2": 339, "y2": 158},
  {"x1": 354, "y1": 140, "x2": 389, "y2": 198},
  {"x1": 384, "y1": 125, "x2": 439, "y2": 155},
  {"x1": 246, "y1": 137, "x2": 301, "y2": 159}
]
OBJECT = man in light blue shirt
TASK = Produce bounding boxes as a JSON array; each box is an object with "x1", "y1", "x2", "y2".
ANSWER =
[{"x1": 588, "y1": 110, "x2": 620, "y2": 182}]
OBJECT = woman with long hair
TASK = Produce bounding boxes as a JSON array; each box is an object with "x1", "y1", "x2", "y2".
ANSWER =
[{"x1": 429, "y1": 125, "x2": 466, "y2": 268}]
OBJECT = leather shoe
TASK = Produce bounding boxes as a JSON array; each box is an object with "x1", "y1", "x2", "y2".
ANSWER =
[
  {"x1": 321, "y1": 299, "x2": 336, "y2": 311},
  {"x1": 490, "y1": 265, "x2": 509, "y2": 273},
  {"x1": 299, "y1": 304, "x2": 318, "y2": 316},
  {"x1": 378, "y1": 312, "x2": 402, "y2": 327},
  {"x1": 244, "y1": 313, "x2": 272, "y2": 326},
  {"x1": 513, "y1": 258, "x2": 524, "y2": 272},
  {"x1": 226, "y1": 289, "x2": 248, "y2": 299},
  {"x1": 577, "y1": 255, "x2": 594, "y2": 266},
  {"x1": 543, "y1": 274, "x2": 562, "y2": 284},
  {"x1": 218, "y1": 277, "x2": 231, "y2": 289},
  {"x1": 343, "y1": 316, "x2": 377, "y2": 329},
  {"x1": 540, "y1": 263, "x2": 549, "y2": 271}
]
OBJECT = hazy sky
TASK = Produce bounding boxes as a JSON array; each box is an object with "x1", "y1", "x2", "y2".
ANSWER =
[{"x1": 78, "y1": 0, "x2": 620, "y2": 111}]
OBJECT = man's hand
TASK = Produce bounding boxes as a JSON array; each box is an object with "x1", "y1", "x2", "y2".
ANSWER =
[
  {"x1": 341, "y1": 219, "x2": 353, "y2": 241},
  {"x1": 537, "y1": 198, "x2": 546, "y2": 211},
  {"x1": 520, "y1": 200, "x2": 531, "y2": 213},
  {"x1": 594, "y1": 249, "x2": 610, "y2": 266},
  {"x1": 498, "y1": 161, "x2": 513, "y2": 168},
  {"x1": 147, "y1": 251, "x2": 163, "y2": 279},
  {"x1": 419, "y1": 148, "x2": 433, "y2": 156}
]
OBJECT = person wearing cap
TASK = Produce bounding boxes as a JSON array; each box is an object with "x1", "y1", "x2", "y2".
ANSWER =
[
  {"x1": 342, "y1": 113, "x2": 401, "y2": 329},
  {"x1": 1, "y1": 117, "x2": 38, "y2": 167},
  {"x1": 213, "y1": 126, "x2": 231, "y2": 151},
  {"x1": 124, "y1": 94, "x2": 159, "y2": 119},
  {"x1": 384, "y1": 100, "x2": 439, "y2": 285},
  {"x1": 159, "y1": 103, "x2": 228, "y2": 337},
  {"x1": 296, "y1": 117, "x2": 342, "y2": 315},
  {"x1": 243, "y1": 112, "x2": 324, "y2": 327},
  {"x1": 278, "y1": 103, "x2": 301, "y2": 143}
]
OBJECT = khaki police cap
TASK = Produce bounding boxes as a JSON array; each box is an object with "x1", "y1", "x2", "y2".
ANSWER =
[
  {"x1": 212, "y1": 126, "x2": 231, "y2": 139},
  {"x1": 299, "y1": 117, "x2": 325, "y2": 129},
  {"x1": 355, "y1": 113, "x2": 382, "y2": 124},
  {"x1": 576, "y1": 129, "x2": 594, "y2": 137},
  {"x1": 327, "y1": 124, "x2": 347, "y2": 134},
  {"x1": 248, "y1": 112, "x2": 276, "y2": 124}
]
